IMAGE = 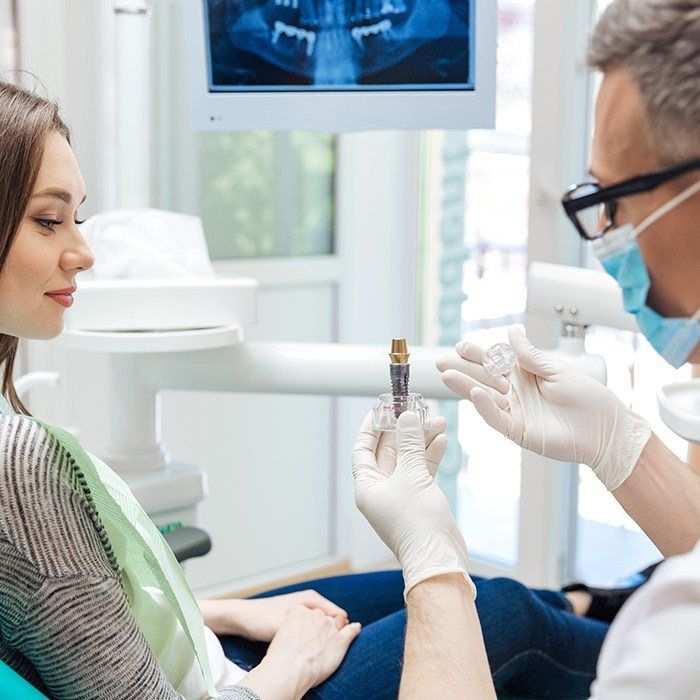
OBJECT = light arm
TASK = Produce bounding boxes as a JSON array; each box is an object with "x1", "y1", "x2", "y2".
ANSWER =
[
  {"x1": 613, "y1": 432, "x2": 700, "y2": 557},
  {"x1": 401, "y1": 574, "x2": 496, "y2": 700}
]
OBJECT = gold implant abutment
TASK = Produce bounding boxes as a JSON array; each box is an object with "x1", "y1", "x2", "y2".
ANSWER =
[{"x1": 389, "y1": 338, "x2": 409, "y2": 365}]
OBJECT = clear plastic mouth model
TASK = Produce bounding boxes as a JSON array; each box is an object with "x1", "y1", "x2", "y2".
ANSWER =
[
  {"x1": 372, "y1": 392, "x2": 430, "y2": 431},
  {"x1": 483, "y1": 343, "x2": 517, "y2": 378}
]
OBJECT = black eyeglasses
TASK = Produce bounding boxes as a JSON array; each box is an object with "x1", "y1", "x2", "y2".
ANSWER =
[{"x1": 561, "y1": 157, "x2": 700, "y2": 240}]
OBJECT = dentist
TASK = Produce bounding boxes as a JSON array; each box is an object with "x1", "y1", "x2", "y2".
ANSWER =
[{"x1": 354, "y1": 0, "x2": 700, "y2": 697}]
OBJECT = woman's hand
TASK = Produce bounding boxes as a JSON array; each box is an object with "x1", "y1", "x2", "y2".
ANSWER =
[
  {"x1": 199, "y1": 591, "x2": 348, "y2": 642},
  {"x1": 238, "y1": 605, "x2": 360, "y2": 700},
  {"x1": 265, "y1": 605, "x2": 361, "y2": 693}
]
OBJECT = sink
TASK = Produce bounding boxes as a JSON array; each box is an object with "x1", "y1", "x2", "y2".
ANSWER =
[{"x1": 657, "y1": 379, "x2": 700, "y2": 445}]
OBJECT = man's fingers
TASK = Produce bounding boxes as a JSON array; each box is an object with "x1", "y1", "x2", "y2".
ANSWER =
[
  {"x1": 376, "y1": 416, "x2": 446, "y2": 474},
  {"x1": 353, "y1": 411, "x2": 381, "y2": 453},
  {"x1": 424, "y1": 416, "x2": 447, "y2": 446},
  {"x1": 352, "y1": 411, "x2": 382, "y2": 478},
  {"x1": 455, "y1": 340, "x2": 485, "y2": 363},
  {"x1": 441, "y1": 370, "x2": 510, "y2": 409},
  {"x1": 396, "y1": 411, "x2": 424, "y2": 447},
  {"x1": 396, "y1": 412, "x2": 427, "y2": 472},
  {"x1": 508, "y1": 327, "x2": 557, "y2": 378},
  {"x1": 425, "y1": 433, "x2": 448, "y2": 477},
  {"x1": 470, "y1": 386, "x2": 516, "y2": 441},
  {"x1": 436, "y1": 355, "x2": 510, "y2": 394}
]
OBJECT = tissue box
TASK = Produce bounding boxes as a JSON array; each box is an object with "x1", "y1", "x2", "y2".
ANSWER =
[{"x1": 64, "y1": 278, "x2": 258, "y2": 332}]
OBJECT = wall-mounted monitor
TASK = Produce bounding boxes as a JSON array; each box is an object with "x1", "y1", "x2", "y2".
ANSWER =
[{"x1": 182, "y1": 0, "x2": 497, "y2": 131}]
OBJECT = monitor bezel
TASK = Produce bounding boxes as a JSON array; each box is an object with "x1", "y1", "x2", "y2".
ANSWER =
[{"x1": 182, "y1": 0, "x2": 497, "y2": 132}]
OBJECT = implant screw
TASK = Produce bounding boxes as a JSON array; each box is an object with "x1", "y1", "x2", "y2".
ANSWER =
[{"x1": 389, "y1": 338, "x2": 410, "y2": 418}]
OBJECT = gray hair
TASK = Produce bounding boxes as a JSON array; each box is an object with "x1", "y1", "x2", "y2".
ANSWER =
[{"x1": 588, "y1": 0, "x2": 700, "y2": 164}]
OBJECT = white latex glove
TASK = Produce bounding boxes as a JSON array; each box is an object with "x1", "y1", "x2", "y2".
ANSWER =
[
  {"x1": 436, "y1": 327, "x2": 651, "y2": 492},
  {"x1": 352, "y1": 411, "x2": 475, "y2": 598}
]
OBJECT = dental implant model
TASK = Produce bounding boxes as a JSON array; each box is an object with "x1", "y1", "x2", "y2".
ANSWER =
[
  {"x1": 483, "y1": 343, "x2": 517, "y2": 378},
  {"x1": 372, "y1": 338, "x2": 430, "y2": 431}
]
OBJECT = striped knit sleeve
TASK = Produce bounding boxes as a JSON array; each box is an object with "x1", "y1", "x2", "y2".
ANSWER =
[{"x1": 0, "y1": 416, "x2": 260, "y2": 700}]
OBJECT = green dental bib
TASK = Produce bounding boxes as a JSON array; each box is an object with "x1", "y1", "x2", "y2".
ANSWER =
[{"x1": 30, "y1": 418, "x2": 218, "y2": 698}]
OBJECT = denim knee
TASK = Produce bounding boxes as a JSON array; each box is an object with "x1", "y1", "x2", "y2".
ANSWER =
[{"x1": 476, "y1": 577, "x2": 548, "y2": 647}]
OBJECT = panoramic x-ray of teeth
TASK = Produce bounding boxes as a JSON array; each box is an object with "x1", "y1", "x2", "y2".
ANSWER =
[{"x1": 206, "y1": 0, "x2": 472, "y2": 90}]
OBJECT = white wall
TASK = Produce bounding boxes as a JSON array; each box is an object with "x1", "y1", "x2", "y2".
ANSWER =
[{"x1": 0, "y1": 0, "x2": 18, "y2": 71}]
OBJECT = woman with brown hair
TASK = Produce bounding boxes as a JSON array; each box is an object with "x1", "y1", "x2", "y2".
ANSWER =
[{"x1": 0, "y1": 79, "x2": 365, "y2": 699}]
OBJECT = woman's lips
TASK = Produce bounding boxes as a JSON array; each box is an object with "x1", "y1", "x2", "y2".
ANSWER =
[{"x1": 45, "y1": 292, "x2": 74, "y2": 308}]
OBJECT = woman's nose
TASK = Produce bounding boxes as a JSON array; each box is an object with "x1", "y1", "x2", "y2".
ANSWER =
[{"x1": 61, "y1": 228, "x2": 95, "y2": 272}]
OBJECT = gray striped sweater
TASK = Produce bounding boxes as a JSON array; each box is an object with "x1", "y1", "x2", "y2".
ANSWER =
[{"x1": 0, "y1": 414, "x2": 260, "y2": 700}]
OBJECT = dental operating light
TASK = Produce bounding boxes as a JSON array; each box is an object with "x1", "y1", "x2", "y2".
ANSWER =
[{"x1": 182, "y1": 0, "x2": 497, "y2": 131}]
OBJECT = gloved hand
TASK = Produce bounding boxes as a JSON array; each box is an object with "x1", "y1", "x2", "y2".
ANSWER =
[
  {"x1": 352, "y1": 412, "x2": 475, "y2": 598},
  {"x1": 436, "y1": 327, "x2": 651, "y2": 491}
]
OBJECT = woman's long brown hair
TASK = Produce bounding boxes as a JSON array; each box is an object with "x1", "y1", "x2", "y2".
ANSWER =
[{"x1": 0, "y1": 80, "x2": 71, "y2": 414}]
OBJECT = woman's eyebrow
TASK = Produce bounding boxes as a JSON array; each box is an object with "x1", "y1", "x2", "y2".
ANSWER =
[{"x1": 32, "y1": 187, "x2": 87, "y2": 205}]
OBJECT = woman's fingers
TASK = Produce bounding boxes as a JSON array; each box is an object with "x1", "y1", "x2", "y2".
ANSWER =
[
  {"x1": 436, "y1": 354, "x2": 510, "y2": 394},
  {"x1": 301, "y1": 591, "x2": 348, "y2": 621},
  {"x1": 338, "y1": 621, "x2": 362, "y2": 646},
  {"x1": 441, "y1": 369, "x2": 510, "y2": 409},
  {"x1": 470, "y1": 386, "x2": 516, "y2": 441},
  {"x1": 425, "y1": 433, "x2": 448, "y2": 477}
]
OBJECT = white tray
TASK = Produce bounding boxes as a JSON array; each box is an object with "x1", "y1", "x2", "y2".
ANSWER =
[
  {"x1": 63, "y1": 277, "x2": 257, "y2": 332},
  {"x1": 657, "y1": 379, "x2": 700, "y2": 445}
]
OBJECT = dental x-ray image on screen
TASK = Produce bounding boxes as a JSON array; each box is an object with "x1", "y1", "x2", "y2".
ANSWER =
[{"x1": 205, "y1": 0, "x2": 474, "y2": 92}]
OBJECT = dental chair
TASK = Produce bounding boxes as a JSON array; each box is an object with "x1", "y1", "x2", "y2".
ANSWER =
[{"x1": 0, "y1": 526, "x2": 211, "y2": 698}]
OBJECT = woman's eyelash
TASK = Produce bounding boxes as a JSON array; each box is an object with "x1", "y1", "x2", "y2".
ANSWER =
[
  {"x1": 34, "y1": 218, "x2": 85, "y2": 231},
  {"x1": 34, "y1": 218, "x2": 62, "y2": 232}
]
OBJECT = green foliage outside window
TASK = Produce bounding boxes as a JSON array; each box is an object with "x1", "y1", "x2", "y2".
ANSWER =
[{"x1": 199, "y1": 131, "x2": 335, "y2": 260}]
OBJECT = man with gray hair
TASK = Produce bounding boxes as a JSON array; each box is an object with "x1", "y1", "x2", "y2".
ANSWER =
[{"x1": 353, "y1": 0, "x2": 700, "y2": 697}]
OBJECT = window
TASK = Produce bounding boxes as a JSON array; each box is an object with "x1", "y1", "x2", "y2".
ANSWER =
[
  {"x1": 151, "y1": 3, "x2": 335, "y2": 260},
  {"x1": 420, "y1": 0, "x2": 535, "y2": 566},
  {"x1": 197, "y1": 131, "x2": 335, "y2": 259}
]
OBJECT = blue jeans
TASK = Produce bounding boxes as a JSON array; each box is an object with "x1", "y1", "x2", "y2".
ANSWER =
[{"x1": 219, "y1": 572, "x2": 608, "y2": 699}]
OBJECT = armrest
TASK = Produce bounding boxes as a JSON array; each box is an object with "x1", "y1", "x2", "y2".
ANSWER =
[{"x1": 163, "y1": 526, "x2": 212, "y2": 563}]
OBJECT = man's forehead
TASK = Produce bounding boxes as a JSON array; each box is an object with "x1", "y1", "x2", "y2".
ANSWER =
[{"x1": 591, "y1": 67, "x2": 659, "y2": 184}]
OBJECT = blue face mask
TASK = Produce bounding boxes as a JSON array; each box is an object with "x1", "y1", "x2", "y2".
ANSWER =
[{"x1": 591, "y1": 179, "x2": 700, "y2": 369}]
